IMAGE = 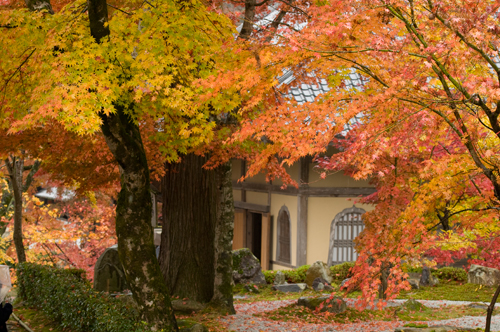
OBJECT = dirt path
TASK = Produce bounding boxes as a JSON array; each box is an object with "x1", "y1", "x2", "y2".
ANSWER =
[{"x1": 221, "y1": 299, "x2": 500, "y2": 332}]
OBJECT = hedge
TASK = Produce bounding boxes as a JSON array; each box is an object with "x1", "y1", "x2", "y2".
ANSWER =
[
  {"x1": 263, "y1": 262, "x2": 355, "y2": 285},
  {"x1": 16, "y1": 263, "x2": 148, "y2": 332},
  {"x1": 263, "y1": 263, "x2": 466, "y2": 285}
]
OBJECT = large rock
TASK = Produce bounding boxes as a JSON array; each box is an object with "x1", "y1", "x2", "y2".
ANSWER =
[
  {"x1": 408, "y1": 279, "x2": 420, "y2": 290},
  {"x1": 305, "y1": 261, "x2": 332, "y2": 287},
  {"x1": 401, "y1": 299, "x2": 427, "y2": 312},
  {"x1": 419, "y1": 267, "x2": 439, "y2": 287},
  {"x1": 298, "y1": 296, "x2": 347, "y2": 314},
  {"x1": 272, "y1": 283, "x2": 307, "y2": 293},
  {"x1": 232, "y1": 248, "x2": 266, "y2": 285},
  {"x1": 94, "y1": 245, "x2": 128, "y2": 292},
  {"x1": 468, "y1": 264, "x2": 500, "y2": 287},
  {"x1": 312, "y1": 277, "x2": 329, "y2": 292}
]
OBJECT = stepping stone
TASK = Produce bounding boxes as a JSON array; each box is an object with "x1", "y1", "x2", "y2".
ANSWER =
[{"x1": 272, "y1": 283, "x2": 307, "y2": 293}]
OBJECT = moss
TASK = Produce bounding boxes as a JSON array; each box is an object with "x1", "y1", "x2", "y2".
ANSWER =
[
  {"x1": 402, "y1": 299, "x2": 427, "y2": 312},
  {"x1": 404, "y1": 323, "x2": 429, "y2": 328}
]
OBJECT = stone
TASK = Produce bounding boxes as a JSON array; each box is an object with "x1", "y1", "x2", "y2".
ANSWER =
[
  {"x1": 272, "y1": 283, "x2": 307, "y2": 293},
  {"x1": 408, "y1": 279, "x2": 420, "y2": 290},
  {"x1": 324, "y1": 284, "x2": 334, "y2": 292},
  {"x1": 305, "y1": 261, "x2": 332, "y2": 287},
  {"x1": 0, "y1": 265, "x2": 12, "y2": 302},
  {"x1": 93, "y1": 245, "x2": 128, "y2": 293},
  {"x1": 401, "y1": 299, "x2": 427, "y2": 312},
  {"x1": 467, "y1": 302, "x2": 489, "y2": 310},
  {"x1": 340, "y1": 278, "x2": 350, "y2": 290},
  {"x1": 419, "y1": 267, "x2": 439, "y2": 287},
  {"x1": 312, "y1": 277, "x2": 328, "y2": 292},
  {"x1": 395, "y1": 326, "x2": 476, "y2": 332},
  {"x1": 314, "y1": 282, "x2": 324, "y2": 292},
  {"x1": 232, "y1": 248, "x2": 266, "y2": 285},
  {"x1": 297, "y1": 296, "x2": 347, "y2": 314},
  {"x1": 273, "y1": 271, "x2": 287, "y2": 285},
  {"x1": 171, "y1": 299, "x2": 206, "y2": 313},
  {"x1": 188, "y1": 324, "x2": 209, "y2": 332},
  {"x1": 244, "y1": 284, "x2": 260, "y2": 294},
  {"x1": 468, "y1": 264, "x2": 500, "y2": 287}
]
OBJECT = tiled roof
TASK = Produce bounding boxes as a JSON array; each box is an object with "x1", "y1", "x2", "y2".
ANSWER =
[{"x1": 278, "y1": 70, "x2": 365, "y2": 104}]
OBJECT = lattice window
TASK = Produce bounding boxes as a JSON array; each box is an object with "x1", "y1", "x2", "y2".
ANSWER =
[
  {"x1": 328, "y1": 206, "x2": 365, "y2": 266},
  {"x1": 277, "y1": 206, "x2": 291, "y2": 263}
]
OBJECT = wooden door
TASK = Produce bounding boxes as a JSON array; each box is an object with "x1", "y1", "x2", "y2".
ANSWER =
[{"x1": 232, "y1": 209, "x2": 246, "y2": 250}]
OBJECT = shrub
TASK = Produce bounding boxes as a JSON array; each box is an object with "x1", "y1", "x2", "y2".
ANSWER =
[
  {"x1": 285, "y1": 265, "x2": 309, "y2": 283},
  {"x1": 330, "y1": 262, "x2": 355, "y2": 282},
  {"x1": 16, "y1": 263, "x2": 152, "y2": 332},
  {"x1": 263, "y1": 270, "x2": 276, "y2": 284},
  {"x1": 432, "y1": 267, "x2": 467, "y2": 282}
]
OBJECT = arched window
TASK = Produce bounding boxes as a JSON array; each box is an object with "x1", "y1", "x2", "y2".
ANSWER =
[
  {"x1": 276, "y1": 205, "x2": 291, "y2": 263},
  {"x1": 327, "y1": 206, "x2": 365, "y2": 266}
]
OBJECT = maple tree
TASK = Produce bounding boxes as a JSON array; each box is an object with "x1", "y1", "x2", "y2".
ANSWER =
[
  {"x1": 205, "y1": 0, "x2": 500, "y2": 330},
  {"x1": 1, "y1": 0, "x2": 243, "y2": 326}
]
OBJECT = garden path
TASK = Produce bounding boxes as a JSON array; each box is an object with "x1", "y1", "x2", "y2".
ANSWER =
[{"x1": 221, "y1": 298, "x2": 500, "y2": 332}]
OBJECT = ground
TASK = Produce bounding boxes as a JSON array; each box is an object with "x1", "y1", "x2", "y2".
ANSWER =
[{"x1": 6, "y1": 281, "x2": 500, "y2": 331}]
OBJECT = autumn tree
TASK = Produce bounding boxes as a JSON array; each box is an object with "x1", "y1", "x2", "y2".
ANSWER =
[
  {"x1": 157, "y1": 0, "x2": 306, "y2": 312},
  {"x1": 207, "y1": 0, "x2": 500, "y2": 329},
  {"x1": 1, "y1": 0, "x2": 244, "y2": 327}
]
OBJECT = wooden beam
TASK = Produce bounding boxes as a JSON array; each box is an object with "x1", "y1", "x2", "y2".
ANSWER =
[
  {"x1": 234, "y1": 201, "x2": 270, "y2": 213},
  {"x1": 232, "y1": 180, "x2": 376, "y2": 197},
  {"x1": 296, "y1": 157, "x2": 309, "y2": 267}
]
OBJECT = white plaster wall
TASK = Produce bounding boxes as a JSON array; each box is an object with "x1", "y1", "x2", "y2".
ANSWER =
[{"x1": 307, "y1": 197, "x2": 373, "y2": 264}]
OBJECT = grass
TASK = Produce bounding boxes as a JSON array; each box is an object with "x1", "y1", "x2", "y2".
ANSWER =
[
  {"x1": 255, "y1": 301, "x2": 494, "y2": 325},
  {"x1": 397, "y1": 281, "x2": 498, "y2": 302},
  {"x1": 234, "y1": 281, "x2": 499, "y2": 304},
  {"x1": 233, "y1": 283, "x2": 321, "y2": 303}
]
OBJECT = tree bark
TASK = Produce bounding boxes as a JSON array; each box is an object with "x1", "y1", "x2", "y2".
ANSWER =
[
  {"x1": 485, "y1": 283, "x2": 500, "y2": 332},
  {"x1": 159, "y1": 153, "x2": 217, "y2": 303},
  {"x1": 87, "y1": 0, "x2": 177, "y2": 329},
  {"x1": 99, "y1": 110, "x2": 178, "y2": 331},
  {"x1": 159, "y1": 155, "x2": 235, "y2": 313},
  {"x1": 210, "y1": 161, "x2": 236, "y2": 314},
  {"x1": 5, "y1": 156, "x2": 26, "y2": 263}
]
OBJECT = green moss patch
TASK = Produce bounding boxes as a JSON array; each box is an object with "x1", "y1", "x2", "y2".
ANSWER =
[
  {"x1": 397, "y1": 281, "x2": 498, "y2": 302},
  {"x1": 256, "y1": 302, "x2": 492, "y2": 325},
  {"x1": 13, "y1": 304, "x2": 74, "y2": 332}
]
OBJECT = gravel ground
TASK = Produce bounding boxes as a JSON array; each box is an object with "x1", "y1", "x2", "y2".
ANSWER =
[{"x1": 221, "y1": 298, "x2": 500, "y2": 332}]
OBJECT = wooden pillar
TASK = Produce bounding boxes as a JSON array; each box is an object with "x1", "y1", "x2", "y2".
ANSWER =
[
  {"x1": 261, "y1": 213, "x2": 271, "y2": 270},
  {"x1": 233, "y1": 210, "x2": 246, "y2": 250},
  {"x1": 296, "y1": 156, "x2": 310, "y2": 267}
]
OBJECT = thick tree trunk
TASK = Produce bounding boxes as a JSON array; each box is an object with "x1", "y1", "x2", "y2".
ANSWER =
[
  {"x1": 159, "y1": 153, "x2": 217, "y2": 303},
  {"x1": 211, "y1": 161, "x2": 235, "y2": 313},
  {"x1": 99, "y1": 110, "x2": 178, "y2": 331},
  {"x1": 5, "y1": 157, "x2": 26, "y2": 263},
  {"x1": 88, "y1": 0, "x2": 177, "y2": 329},
  {"x1": 159, "y1": 155, "x2": 235, "y2": 313}
]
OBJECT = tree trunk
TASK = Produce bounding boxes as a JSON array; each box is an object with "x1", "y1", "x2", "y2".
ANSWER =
[
  {"x1": 5, "y1": 157, "x2": 26, "y2": 263},
  {"x1": 485, "y1": 283, "x2": 500, "y2": 332},
  {"x1": 99, "y1": 110, "x2": 178, "y2": 331},
  {"x1": 211, "y1": 161, "x2": 235, "y2": 314},
  {"x1": 88, "y1": 0, "x2": 177, "y2": 329},
  {"x1": 159, "y1": 153, "x2": 217, "y2": 303}
]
